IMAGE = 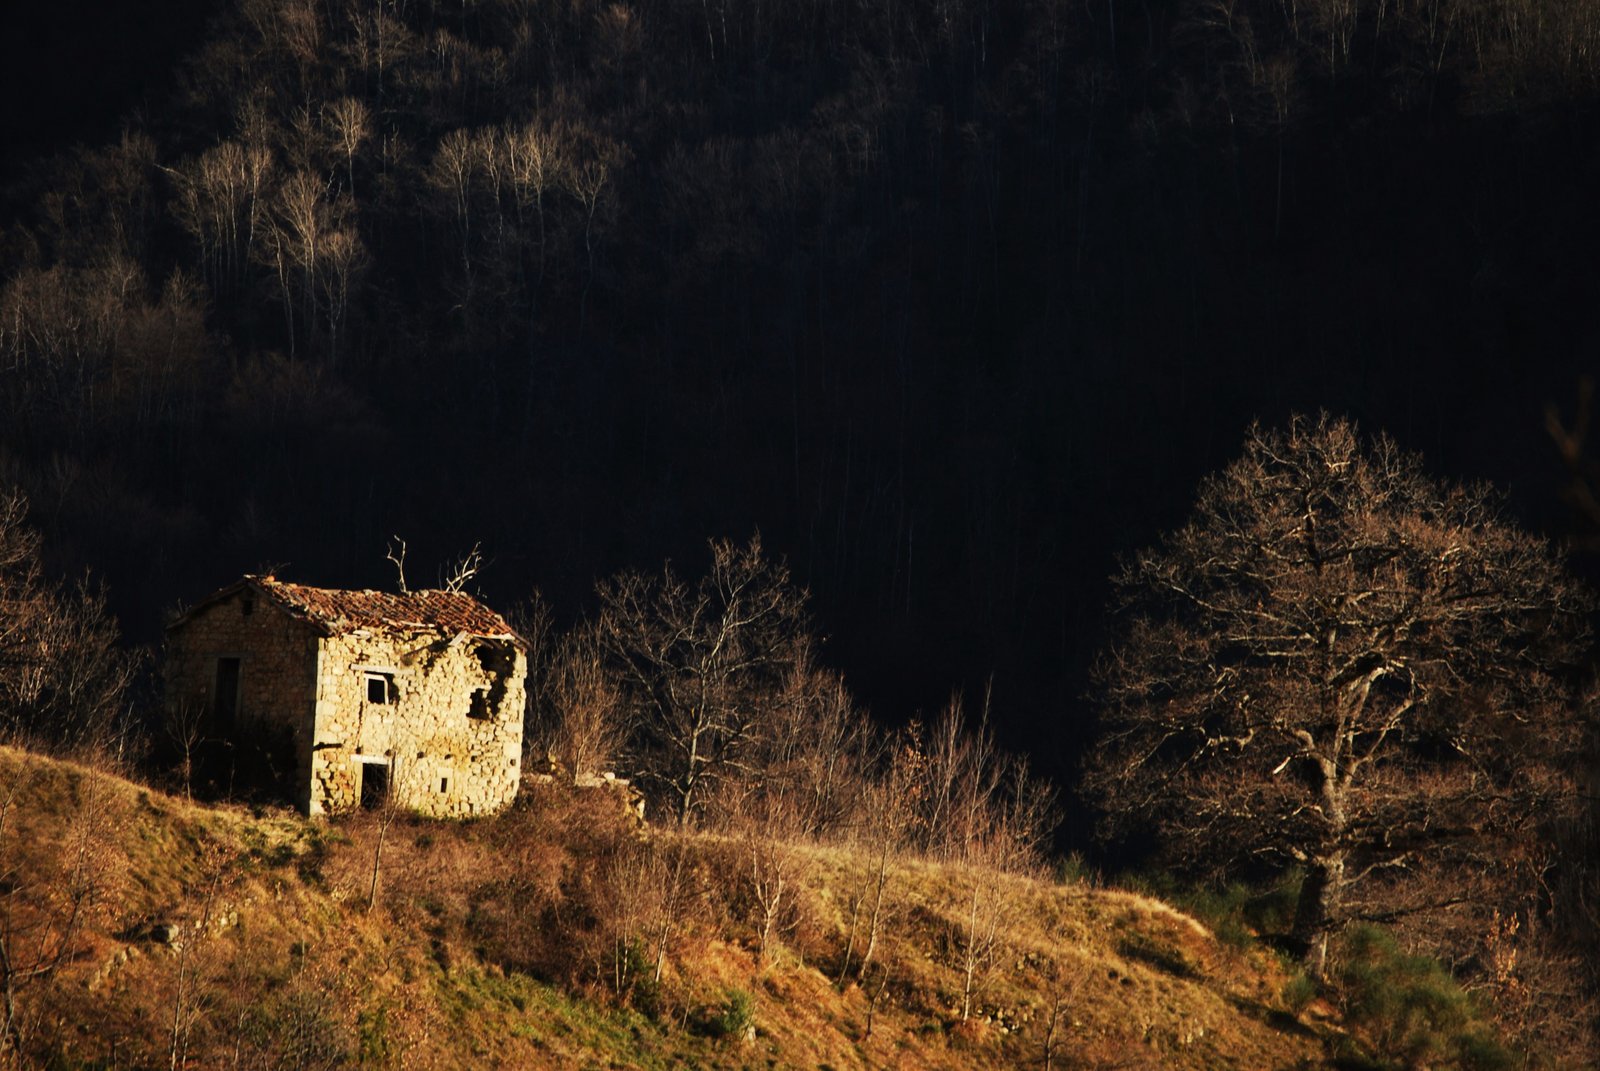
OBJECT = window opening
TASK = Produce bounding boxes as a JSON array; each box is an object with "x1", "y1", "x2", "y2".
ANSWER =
[
  {"x1": 440, "y1": 777, "x2": 449, "y2": 793},
  {"x1": 365, "y1": 672, "x2": 394, "y2": 705},
  {"x1": 467, "y1": 688, "x2": 492, "y2": 720}
]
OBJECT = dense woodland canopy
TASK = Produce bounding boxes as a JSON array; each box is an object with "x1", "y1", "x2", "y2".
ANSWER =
[{"x1": 3, "y1": 0, "x2": 1600, "y2": 792}]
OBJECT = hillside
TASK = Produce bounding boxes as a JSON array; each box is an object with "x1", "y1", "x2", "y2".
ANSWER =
[{"x1": 0, "y1": 746, "x2": 1344, "y2": 1070}]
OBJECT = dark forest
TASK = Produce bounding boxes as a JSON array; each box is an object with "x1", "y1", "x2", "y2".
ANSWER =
[{"x1": 6, "y1": 0, "x2": 1598, "y2": 764}]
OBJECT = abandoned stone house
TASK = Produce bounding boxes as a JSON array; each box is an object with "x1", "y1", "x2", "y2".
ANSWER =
[{"x1": 165, "y1": 575, "x2": 527, "y2": 817}]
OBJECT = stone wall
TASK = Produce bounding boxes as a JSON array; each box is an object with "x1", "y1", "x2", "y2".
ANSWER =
[
  {"x1": 164, "y1": 591, "x2": 320, "y2": 808},
  {"x1": 306, "y1": 630, "x2": 526, "y2": 818}
]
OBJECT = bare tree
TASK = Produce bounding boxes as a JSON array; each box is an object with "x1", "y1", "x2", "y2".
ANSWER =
[
  {"x1": 544, "y1": 622, "x2": 627, "y2": 781},
  {"x1": 930, "y1": 704, "x2": 1046, "y2": 1024},
  {"x1": 385, "y1": 535, "x2": 409, "y2": 594},
  {"x1": 599, "y1": 841, "x2": 665, "y2": 999},
  {"x1": 317, "y1": 227, "x2": 366, "y2": 366},
  {"x1": 648, "y1": 837, "x2": 693, "y2": 985},
  {"x1": 0, "y1": 487, "x2": 136, "y2": 756},
  {"x1": 0, "y1": 766, "x2": 110, "y2": 1056},
  {"x1": 366, "y1": 757, "x2": 409, "y2": 913},
  {"x1": 1087, "y1": 413, "x2": 1592, "y2": 975},
  {"x1": 168, "y1": 141, "x2": 265, "y2": 295},
  {"x1": 504, "y1": 120, "x2": 566, "y2": 284},
  {"x1": 429, "y1": 129, "x2": 476, "y2": 275},
  {"x1": 950, "y1": 771, "x2": 1048, "y2": 1024},
  {"x1": 163, "y1": 700, "x2": 207, "y2": 800},
  {"x1": 953, "y1": 841, "x2": 1005, "y2": 1023},
  {"x1": 721, "y1": 780, "x2": 810, "y2": 961},
  {"x1": 323, "y1": 97, "x2": 371, "y2": 196},
  {"x1": 756, "y1": 651, "x2": 872, "y2": 840},
  {"x1": 272, "y1": 169, "x2": 324, "y2": 347},
  {"x1": 919, "y1": 694, "x2": 1005, "y2": 861},
  {"x1": 439, "y1": 542, "x2": 484, "y2": 593},
  {"x1": 597, "y1": 535, "x2": 808, "y2": 825},
  {"x1": 840, "y1": 725, "x2": 923, "y2": 986},
  {"x1": 1034, "y1": 942, "x2": 1091, "y2": 1071},
  {"x1": 562, "y1": 131, "x2": 625, "y2": 329},
  {"x1": 168, "y1": 839, "x2": 237, "y2": 1071},
  {"x1": 905, "y1": 691, "x2": 1053, "y2": 871}
]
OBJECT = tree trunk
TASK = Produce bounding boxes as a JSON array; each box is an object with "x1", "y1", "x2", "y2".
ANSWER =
[
  {"x1": 1293, "y1": 852, "x2": 1345, "y2": 977},
  {"x1": 835, "y1": 885, "x2": 863, "y2": 985},
  {"x1": 856, "y1": 837, "x2": 891, "y2": 980}
]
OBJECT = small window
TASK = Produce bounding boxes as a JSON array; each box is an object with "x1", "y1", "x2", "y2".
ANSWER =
[
  {"x1": 365, "y1": 672, "x2": 394, "y2": 705},
  {"x1": 241, "y1": 597, "x2": 254, "y2": 617},
  {"x1": 467, "y1": 688, "x2": 492, "y2": 720},
  {"x1": 439, "y1": 777, "x2": 449, "y2": 793}
]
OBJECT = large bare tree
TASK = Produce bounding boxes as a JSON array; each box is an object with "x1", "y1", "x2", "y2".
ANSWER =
[{"x1": 1087, "y1": 414, "x2": 1592, "y2": 974}]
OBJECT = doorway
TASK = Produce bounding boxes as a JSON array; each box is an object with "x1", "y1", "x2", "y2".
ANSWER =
[
  {"x1": 359, "y1": 760, "x2": 390, "y2": 810},
  {"x1": 213, "y1": 657, "x2": 241, "y2": 728}
]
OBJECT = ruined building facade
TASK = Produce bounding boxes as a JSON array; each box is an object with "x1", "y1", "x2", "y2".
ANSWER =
[{"x1": 165, "y1": 575, "x2": 527, "y2": 817}]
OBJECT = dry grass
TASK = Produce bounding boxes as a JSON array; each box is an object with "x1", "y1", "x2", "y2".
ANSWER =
[
  {"x1": 1, "y1": 746, "x2": 1336, "y2": 1070},
  {"x1": 797, "y1": 845, "x2": 1318, "y2": 1070}
]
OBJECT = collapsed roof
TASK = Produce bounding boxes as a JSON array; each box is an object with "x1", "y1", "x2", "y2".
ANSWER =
[{"x1": 168, "y1": 575, "x2": 526, "y2": 647}]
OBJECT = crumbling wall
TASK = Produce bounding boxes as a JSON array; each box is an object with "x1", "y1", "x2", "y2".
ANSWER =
[{"x1": 306, "y1": 630, "x2": 526, "y2": 817}]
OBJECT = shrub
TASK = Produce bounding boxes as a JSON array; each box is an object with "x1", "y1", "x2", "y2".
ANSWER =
[
  {"x1": 356, "y1": 1004, "x2": 396, "y2": 1069},
  {"x1": 1172, "y1": 869, "x2": 1302, "y2": 951},
  {"x1": 1180, "y1": 883, "x2": 1256, "y2": 950},
  {"x1": 243, "y1": 983, "x2": 350, "y2": 1071},
  {"x1": 710, "y1": 988, "x2": 755, "y2": 1040},
  {"x1": 1055, "y1": 851, "x2": 1098, "y2": 886},
  {"x1": 1333, "y1": 926, "x2": 1512, "y2": 1071},
  {"x1": 1281, "y1": 971, "x2": 1318, "y2": 1013}
]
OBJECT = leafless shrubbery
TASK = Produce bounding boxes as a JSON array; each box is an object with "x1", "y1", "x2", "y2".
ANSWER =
[
  {"x1": 597, "y1": 534, "x2": 809, "y2": 826},
  {"x1": 541, "y1": 622, "x2": 628, "y2": 782},
  {"x1": 450, "y1": 536, "x2": 1068, "y2": 1026},
  {"x1": 914, "y1": 693, "x2": 1057, "y2": 872},
  {"x1": 454, "y1": 783, "x2": 651, "y2": 985},
  {"x1": 582, "y1": 536, "x2": 1057, "y2": 869},
  {"x1": 0, "y1": 766, "x2": 116, "y2": 1059},
  {"x1": 0, "y1": 487, "x2": 138, "y2": 760}
]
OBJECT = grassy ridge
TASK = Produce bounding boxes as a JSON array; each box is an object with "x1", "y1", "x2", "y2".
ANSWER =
[{"x1": 3, "y1": 747, "x2": 1336, "y2": 1069}]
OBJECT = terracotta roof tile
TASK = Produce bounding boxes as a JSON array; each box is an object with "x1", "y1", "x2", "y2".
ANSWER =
[
  {"x1": 174, "y1": 575, "x2": 523, "y2": 645},
  {"x1": 253, "y1": 576, "x2": 521, "y2": 641}
]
